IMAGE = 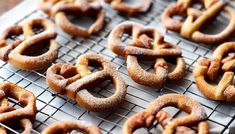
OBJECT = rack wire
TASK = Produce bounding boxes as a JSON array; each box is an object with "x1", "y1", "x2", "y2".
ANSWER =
[{"x1": 0, "y1": 0, "x2": 234, "y2": 133}]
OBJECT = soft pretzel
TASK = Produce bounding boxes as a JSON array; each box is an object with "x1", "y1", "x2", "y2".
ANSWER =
[
  {"x1": 104, "y1": 0, "x2": 152, "y2": 16},
  {"x1": 46, "y1": 53, "x2": 126, "y2": 112},
  {"x1": 108, "y1": 21, "x2": 186, "y2": 87},
  {"x1": 0, "y1": 82, "x2": 36, "y2": 134},
  {"x1": 41, "y1": 120, "x2": 101, "y2": 134},
  {"x1": 0, "y1": 82, "x2": 36, "y2": 122},
  {"x1": 123, "y1": 93, "x2": 209, "y2": 134},
  {"x1": 194, "y1": 42, "x2": 235, "y2": 101},
  {"x1": 161, "y1": 0, "x2": 235, "y2": 44},
  {"x1": 0, "y1": 18, "x2": 58, "y2": 71},
  {"x1": 39, "y1": 0, "x2": 105, "y2": 37}
]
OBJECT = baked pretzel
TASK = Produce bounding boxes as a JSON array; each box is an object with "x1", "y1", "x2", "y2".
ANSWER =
[
  {"x1": 41, "y1": 120, "x2": 101, "y2": 134},
  {"x1": 0, "y1": 82, "x2": 36, "y2": 134},
  {"x1": 46, "y1": 53, "x2": 126, "y2": 112},
  {"x1": 108, "y1": 21, "x2": 186, "y2": 87},
  {"x1": 0, "y1": 18, "x2": 58, "y2": 71},
  {"x1": 194, "y1": 42, "x2": 235, "y2": 101},
  {"x1": 0, "y1": 82, "x2": 36, "y2": 122},
  {"x1": 104, "y1": 0, "x2": 152, "y2": 16},
  {"x1": 123, "y1": 94, "x2": 209, "y2": 134},
  {"x1": 161, "y1": 0, "x2": 235, "y2": 44},
  {"x1": 39, "y1": 0, "x2": 105, "y2": 37}
]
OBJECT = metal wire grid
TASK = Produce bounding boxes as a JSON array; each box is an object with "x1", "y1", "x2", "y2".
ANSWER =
[{"x1": 0, "y1": 0, "x2": 234, "y2": 133}]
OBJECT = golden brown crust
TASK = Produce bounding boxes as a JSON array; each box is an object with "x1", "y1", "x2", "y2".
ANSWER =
[
  {"x1": 161, "y1": 0, "x2": 235, "y2": 44},
  {"x1": 104, "y1": 0, "x2": 152, "y2": 16},
  {"x1": 194, "y1": 42, "x2": 235, "y2": 101},
  {"x1": 123, "y1": 94, "x2": 209, "y2": 134},
  {"x1": 41, "y1": 120, "x2": 101, "y2": 134},
  {"x1": 46, "y1": 53, "x2": 127, "y2": 112},
  {"x1": 39, "y1": 0, "x2": 105, "y2": 37},
  {"x1": 0, "y1": 18, "x2": 58, "y2": 71},
  {"x1": 108, "y1": 21, "x2": 186, "y2": 87}
]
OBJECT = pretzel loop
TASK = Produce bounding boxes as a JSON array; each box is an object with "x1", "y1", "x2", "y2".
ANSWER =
[
  {"x1": 0, "y1": 18, "x2": 58, "y2": 71},
  {"x1": 194, "y1": 42, "x2": 235, "y2": 101},
  {"x1": 41, "y1": 120, "x2": 101, "y2": 134},
  {"x1": 108, "y1": 21, "x2": 186, "y2": 87},
  {"x1": 46, "y1": 53, "x2": 127, "y2": 112},
  {"x1": 162, "y1": 0, "x2": 235, "y2": 44},
  {"x1": 123, "y1": 94, "x2": 209, "y2": 134},
  {"x1": 39, "y1": 0, "x2": 105, "y2": 37},
  {"x1": 104, "y1": 0, "x2": 152, "y2": 16}
]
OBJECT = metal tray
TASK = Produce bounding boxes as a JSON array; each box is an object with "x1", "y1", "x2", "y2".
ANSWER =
[{"x1": 0, "y1": 0, "x2": 234, "y2": 133}]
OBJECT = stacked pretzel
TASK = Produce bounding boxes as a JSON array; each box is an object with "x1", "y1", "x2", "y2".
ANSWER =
[
  {"x1": 0, "y1": 18, "x2": 58, "y2": 71},
  {"x1": 162, "y1": 0, "x2": 235, "y2": 44},
  {"x1": 123, "y1": 94, "x2": 209, "y2": 134},
  {"x1": 0, "y1": 82, "x2": 36, "y2": 134},
  {"x1": 194, "y1": 42, "x2": 235, "y2": 101},
  {"x1": 46, "y1": 53, "x2": 127, "y2": 112},
  {"x1": 108, "y1": 21, "x2": 186, "y2": 87},
  {"x1": 39, "y1": 0, "x2": 105, "y2": 37}
]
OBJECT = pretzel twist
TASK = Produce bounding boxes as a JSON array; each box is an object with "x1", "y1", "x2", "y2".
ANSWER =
[
  {"x1": 108, "y1": 21, "x2": 186, "y2": 87},
  {"x1": 123, "y1": 94, "x2": 209, "y2": 134},
  {"x1": 0, "y1": 18, "x2": 58, "y2": 71},
  {"x1": 46, "y1": 53, "x2": 126, "y2": 112},
  {"x1": 0, "y1": 82, "x2": 36, "y2": 133},
  {"x1": 104, "y1": 0, "x2": 152, "y2": 16},
  {"x1": 194, "y1": 42, "x2": 235, "y2": 101},
  {"x1": 39, "y1": 0, "x2": 105, "y2": 37},
  {"x1": 161, "y1": 0, "x2": 235, "y2": 44},
  {"x1": 41, "y1": 120, "x2": 101, "y2": 134}
]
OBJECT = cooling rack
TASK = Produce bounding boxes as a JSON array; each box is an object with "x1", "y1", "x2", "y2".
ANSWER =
[{"x1": 0, "y1": 0, "x2": 234, "y2": 133}]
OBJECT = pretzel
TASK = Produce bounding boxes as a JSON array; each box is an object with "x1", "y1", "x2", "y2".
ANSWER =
[
  {"x1": 41, "y1": 120, "x2": 101, "y2": 134},
  {"x1": 0, "y1": 82, "x2": 36, "y2": 122},
  {"x1": 161, "y1": 0, "x2": 235, "y2": 44},
  {"x1": 104, "y1": 0, "x2": 152, "y2": 16},
  {"x1": 39, "y1": 0, "x2": 105, "y2": 37},
  {"x1": 0, "y1": 18, "x2": 58, "y2": 71},
  {"x1": 123, "y1": 93, "x2": 209, "y2": 134},
  {"x1": 0, "y1": 82, "x2": 36, "y2": 133},
  {"x1": 108, "y1": 21, "x2": 186, "y2": 87},
  {"x1": 46, "y1": 53, "x2": 126, "y2": 112},
  {"x1": 194, "y1": 42, "x2": 235, "y2": 101}
]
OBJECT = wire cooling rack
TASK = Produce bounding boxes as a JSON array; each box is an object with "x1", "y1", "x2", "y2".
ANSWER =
[{"x1": 0, "y1": 0, "x2": 235, "y2": 133}]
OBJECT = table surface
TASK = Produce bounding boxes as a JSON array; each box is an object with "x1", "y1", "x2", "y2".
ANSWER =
[{"x1": 0, "y1": 0, "x2": 235, "y2": 134}]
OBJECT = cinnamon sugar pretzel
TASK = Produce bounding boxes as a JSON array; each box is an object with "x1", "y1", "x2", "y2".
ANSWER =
[
  {"x1": 0, "y1": 18, "x2": 58, "y2": 71},
  {"x1": 46, "y1": 53, "x2": 126, "y2": 112},
  {"x1": 162, "y1": 0, "x2": 235, "y2": 44},
  {"x1": 0, "y1": 82, "x2": 36, "y2": 133},
  {"x1": 108, "y1": 21, "x2": 186, "y2": 87},
  {"x1": 104, "y1": 0, "x2": 152, "y2": 16},
  {"x1": 41, "y1": 120, "x2": 101, "y2": 134},
  {"x1": 39, "y1": 0, "x2": 105, "y2": 37},
  {"x1": 123, "y1": 94, "x2": 209, "y2": 134},
  {"x1": 194, "y1": 42, "x2": 235, "y2": 101}
]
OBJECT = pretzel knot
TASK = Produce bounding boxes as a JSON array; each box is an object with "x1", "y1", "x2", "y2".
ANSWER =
[
  {"x1": 162, "y1": 0, "x2": 235, "y2": 44},
  {"x1": 123, "y1": 94, "x2": 209, "y2": 134},
  {"x1": 39, "y1": 0, "x2": 105, "y2": 37},
  {"x1": 104, "y1": 0, "x2": 152, "y2": 16},
  {"x1": 0, "y1": 18, "x2": 58, "y2": 71},
  {"x1": 108, "y1": 21, "x2": 186, "y2": 87},
  {"x1": 46, "y1": 53, "x2": 126, "y2": 112},
  {"x1": 41, "y1": 120, "x2": 101, "y2": 134},
  {"x1": 0, "y1": 82, "x2": 36, "y2": 133},
  {"x1": 194, "y1": 42, "x2": 235, "y2": 101}
]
